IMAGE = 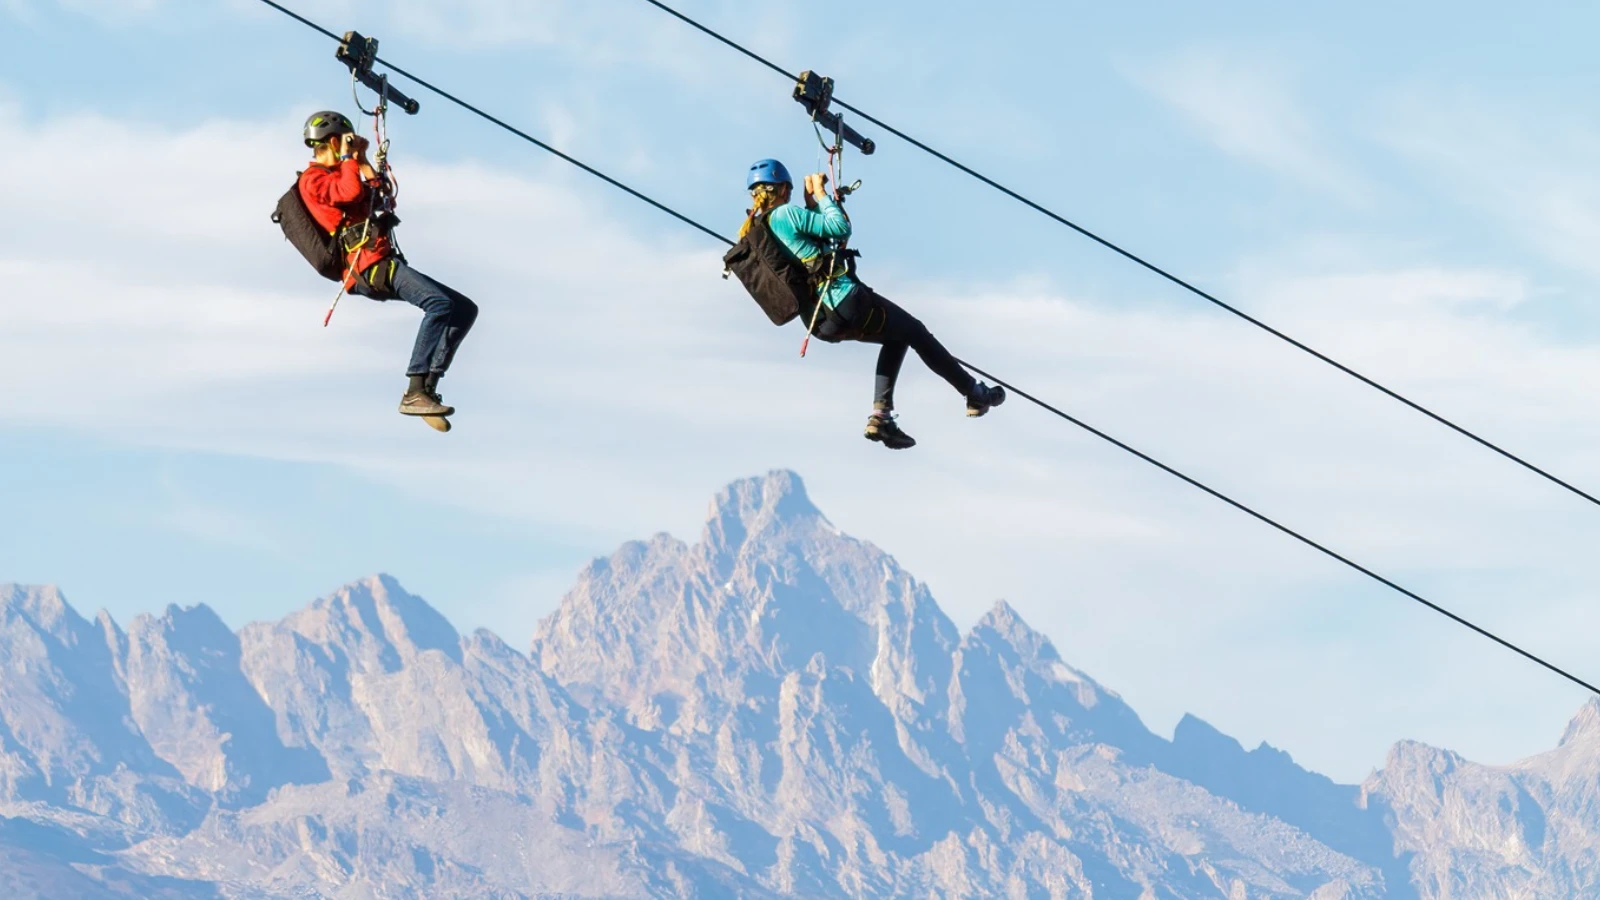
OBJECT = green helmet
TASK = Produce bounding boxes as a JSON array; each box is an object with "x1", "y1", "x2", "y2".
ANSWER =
[{"x1": 303, "y1": 111, "x2": 355, "y2": 147}]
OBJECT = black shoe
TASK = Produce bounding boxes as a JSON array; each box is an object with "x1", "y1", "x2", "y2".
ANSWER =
[
  {"x1": 399, "y1": 391, "x2": 454, "y2": 417},
  {"x1": 865, "y1": 413, "x2": 917, "y2": 450},
  {"x1": 966, "y1": 381, "x2": 1006, "y2": 418}
]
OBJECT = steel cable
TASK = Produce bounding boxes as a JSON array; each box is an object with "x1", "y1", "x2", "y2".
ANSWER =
[
  {"x1": 635, "y1": 0, "x2": 1600, "y2": 514},
  {"x1": 253, "y1": 0, "x2": 1600, "y2": 696}
]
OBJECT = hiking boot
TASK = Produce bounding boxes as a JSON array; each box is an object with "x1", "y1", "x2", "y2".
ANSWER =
[
  {"x1": 966, "y1": 381, "x2": 1006, "y2": 418},
  {"x1": 865, "y1": 412, "x2": 917, "y2": 450},
  {"x1": 399, "y1": 391, "x2": 454, "y2": 417}
]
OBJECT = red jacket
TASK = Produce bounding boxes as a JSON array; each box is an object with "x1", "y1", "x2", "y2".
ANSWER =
[{"x1": 298, "y1": 159, "x2": 393, "y2": 287}]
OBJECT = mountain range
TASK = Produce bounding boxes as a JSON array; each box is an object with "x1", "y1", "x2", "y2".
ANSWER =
[{"x1": 0, "y1": 470, "x2": 1593, "y2": 898}]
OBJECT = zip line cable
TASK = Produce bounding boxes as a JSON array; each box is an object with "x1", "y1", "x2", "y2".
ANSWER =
[
  {"x1": 256, "y1": 0, "x2": 729, "y2": 246},
  {"x1": 635, "y1": 0, "x2": 1600, "y2": 516},
  {"x1": 956, "y1": 359, "x2": 1600, "y2": 696},
  {"x1": 252, "y1": 0, "x2": 1599, "y2": 697}
]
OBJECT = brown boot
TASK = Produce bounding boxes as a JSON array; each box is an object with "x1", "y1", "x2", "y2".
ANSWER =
[{"x1": 399, "y1": 391, "x2": 453, "y2": 417}]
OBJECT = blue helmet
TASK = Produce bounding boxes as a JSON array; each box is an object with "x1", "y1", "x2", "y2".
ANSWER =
[{"x1": 747, "y1": 159, "x2": 792, "y2": 190}]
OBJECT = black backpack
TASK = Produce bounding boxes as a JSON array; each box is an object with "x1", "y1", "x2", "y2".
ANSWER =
[
  {"x1": 272, "y1": 172, "x2": 346, "y2": 282},
  {"x1": 722, "y1": 212, "x2": 820, "y2": 326}
]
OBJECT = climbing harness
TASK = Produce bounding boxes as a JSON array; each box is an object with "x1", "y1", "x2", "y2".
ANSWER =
[
  {"x1": 723, "y1": 72, "x2": 873, "y2": 354},
  {"x1": 320, "y1": 31, "x2": 420, "y2": 327}
]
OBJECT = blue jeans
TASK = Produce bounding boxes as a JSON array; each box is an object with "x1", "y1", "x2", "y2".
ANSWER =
[{"x1": 354, "y1": 260, "x2": 479, "y2": 376}]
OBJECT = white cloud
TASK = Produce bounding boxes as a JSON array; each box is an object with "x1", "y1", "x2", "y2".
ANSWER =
[
  {"x1": 6, "y1": 103, "x2": 1600, "y2": 783},
  {"x1": 1128, "y1": 48, "x2": 1372, "y2": 202}
]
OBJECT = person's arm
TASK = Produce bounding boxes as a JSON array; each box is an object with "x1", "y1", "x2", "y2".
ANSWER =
[
  {"x1": 302, "y1": 157, "x2": 368, "y2": 206},
  {"x1": 784, "y1": 195, "x2": 852, "y2": 241},
  {"x1": 338, "y1": 133, "x2": 380, "y2": 184}
]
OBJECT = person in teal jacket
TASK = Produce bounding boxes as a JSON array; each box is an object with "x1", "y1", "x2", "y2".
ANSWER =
[{"x1": 741, "y1": 159, "x2": 1005, "y2": 450}]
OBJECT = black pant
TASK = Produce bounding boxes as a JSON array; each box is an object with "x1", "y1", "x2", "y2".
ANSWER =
[{"x1": 815, "y1": 286, "x2": 976, "y2": 409}]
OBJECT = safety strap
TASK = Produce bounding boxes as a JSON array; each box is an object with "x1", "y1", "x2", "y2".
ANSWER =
[
  {"x1": 323, "y1": 221, "x2": 369, "y2": 327},
  {"x1": 325, "y1": 68, "x2": 404, "y2": 328}
]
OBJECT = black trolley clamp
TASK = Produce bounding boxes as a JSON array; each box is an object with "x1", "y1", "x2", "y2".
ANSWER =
[
  {"x1": 793, "y1": 71, "x2": 875, "y2": 155},
  {"x1": 337, "y1": 31, "x2": 421, "y2": 116}
]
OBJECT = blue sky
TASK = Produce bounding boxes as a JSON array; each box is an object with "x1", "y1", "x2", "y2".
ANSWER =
[{"x1": 5, "y1": 0, "x2": 1600, "y2": 783}]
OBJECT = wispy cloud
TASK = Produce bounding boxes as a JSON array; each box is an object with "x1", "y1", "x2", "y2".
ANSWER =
[
  {"x1": 6, "y1": 103, "x2": 1600, "y2": 783},
  {"x1": 145, "y1": 468, "x2": 304, "y2": 560},
  {"x1": 1127, "y1": 48, "x2": 1372, "y2": 203},
  {"x1": 1380, "y1": 90, "x2": 1600, "y2": 283}
]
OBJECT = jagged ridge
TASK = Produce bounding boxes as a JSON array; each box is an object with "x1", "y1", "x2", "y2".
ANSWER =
[{"x1": 0, "y1": 472, "x2": 1591, "y2": 899}]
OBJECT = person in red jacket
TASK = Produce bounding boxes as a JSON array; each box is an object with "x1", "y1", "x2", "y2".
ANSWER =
[{"x1": 299, "y1": 111, "x2": 478, "y2": 422}]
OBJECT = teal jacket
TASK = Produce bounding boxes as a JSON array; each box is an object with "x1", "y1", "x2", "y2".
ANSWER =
[{"x1": 766, "y1": 195, "x2": 857, "y2": 310}]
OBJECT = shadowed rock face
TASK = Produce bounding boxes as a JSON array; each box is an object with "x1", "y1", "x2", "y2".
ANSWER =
[
  {"x1": 124, "y1": 603, "x2": 329, "y2": 808},
  {"x1": 1359, "y1": 699, "x2": 1600, "y2": 900},
  {"x1": 0, "y1": 471, "x2": 1591, "y2": 898}
]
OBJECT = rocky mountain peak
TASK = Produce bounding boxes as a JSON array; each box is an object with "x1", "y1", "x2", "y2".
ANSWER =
[
  {"x1": 710, "y1": 469, "x2": 819, "y2": 526},
  {"x1": 13, "y1": 473, "x2": 1600, "y2": 899},
  {"x1": 1376, "y1": 740, "x2": 1465, "y2": 788},
  {"x1": 533, "y1": 473, "x2": 975, "y2": 739},
  {"x1": 1173, "y1": 713, "x2": 1246, "y2": 755},
  {"x1": 949, "y1": 597, "x2": 1157, "y2": 760},
  {"x1": 971, "y1": 599, "x2": 1051, "y2": 660},
  {"x1": 277, "y1": 574, "x2": 462, "y2": 673},
  {"x1": 128, "y1": 602, "x2": 231, "y2": 648},
  {"x1": 0, "y1": 583, "x2": 84, "y2": 638},
  {"x1": 1559, "y1": 698, "x2": 1600, "y2": 748},
  {"x1": 702, "y1": 469, "x2": 826, "y2": 561},
  {"x1": 962, "y1": 598, "x2": 1112, "y2": 707}
]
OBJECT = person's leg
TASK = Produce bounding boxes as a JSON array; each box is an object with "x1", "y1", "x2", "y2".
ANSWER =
[
  {"x1": 381, "y1": 261, "x2": 455, "y2": 378},
  {"x1": 430, "y1": 284, "x2": 478, "y2": 379},
  {"x1": 884, "y1": 303, "x2": 1005, "y2": 416},
  {"x1": 863, "y1": 338, "x2": 917, "y2": 449},
  {"x1": 375, "y1": 261, "x2": 474, "y2": 418},
  {"x1": 817, "y1": 289, "x2": 903, "y2": 412},
  {"x1": 385, "y1": 262, "x2": 477, "y2": 380},
  {"x1": 831, "y1": 288, "x2": 910, "y2": 411},
  {"x1": 872, "y1": 343, "x2": 909, "y2": 411},
  {"x1": 852, "y1": 289, "x2": 977, "y2": 401},
  {"x1": 841, "y1": 289, "x2": 917, "y2": 450},
  {"x1": 849, "y1": 289, "x2": 1000, "y2": 448}
]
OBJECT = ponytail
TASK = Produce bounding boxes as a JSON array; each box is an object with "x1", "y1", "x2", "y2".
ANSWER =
[{"x1": 738, "y1": 183, "x2": 788, "y2": 239}]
